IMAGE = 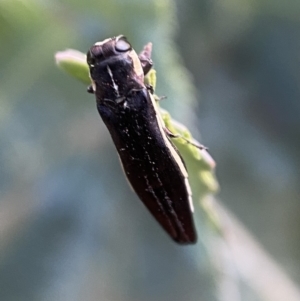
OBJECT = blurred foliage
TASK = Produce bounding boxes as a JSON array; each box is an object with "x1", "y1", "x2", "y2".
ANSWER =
[
  {"x1": 176, "y1": 0, "x2": 300, "y2": 286},
  {"x1": 1, "y1": 0, "x2": 300, "y2": 300}
]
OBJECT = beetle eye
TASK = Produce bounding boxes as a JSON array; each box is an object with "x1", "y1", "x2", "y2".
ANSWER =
[{"x1": 115, "y1": 38, "x2": 131, "y2": 52}]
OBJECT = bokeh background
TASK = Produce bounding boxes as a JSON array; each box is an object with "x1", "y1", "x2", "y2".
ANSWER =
[{"x1": 0, "y1": 0, "x2": 299, "y2": 300}]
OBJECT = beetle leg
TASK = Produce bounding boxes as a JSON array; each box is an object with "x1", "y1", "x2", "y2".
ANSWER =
[
  {"x1": 164, "y1": 127, "x2": 208, "y2": 150},
  {"x1": 139, "y1": 42, "x2": 153, "y2": 75},
  {"x1": 146, "y1": 84, "x2": 154, "y2": 94},
  {"x1": 156, "y1": 95, "x2": 167, "y2": 101}
]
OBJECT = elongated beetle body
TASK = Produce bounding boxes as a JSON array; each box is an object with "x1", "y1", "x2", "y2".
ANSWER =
[{"x1": 87, "y1": 36, "x2": 197, "y2": 244}]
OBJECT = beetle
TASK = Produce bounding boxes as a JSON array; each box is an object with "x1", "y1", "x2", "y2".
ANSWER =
[{"x1": 87, "y1": 35, "x2": 197, "y2": 244}]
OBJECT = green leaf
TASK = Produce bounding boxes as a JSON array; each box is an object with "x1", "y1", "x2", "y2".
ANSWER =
[{"x1": 55, "y1": 49, "x2": 90, "y2": 84}]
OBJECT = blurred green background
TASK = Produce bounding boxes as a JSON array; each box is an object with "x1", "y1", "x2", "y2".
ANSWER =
[{"x1": 0, "y1": 0, "x2": 299, "y2": 300}]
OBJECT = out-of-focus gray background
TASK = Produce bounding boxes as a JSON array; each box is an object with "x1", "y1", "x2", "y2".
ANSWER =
[
  {"x1": 0, "y1": 0, "x2": 299, "y2": 300},
  {"x1": 176, "y1": 0, "x2": 300, "y2": 280}
]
